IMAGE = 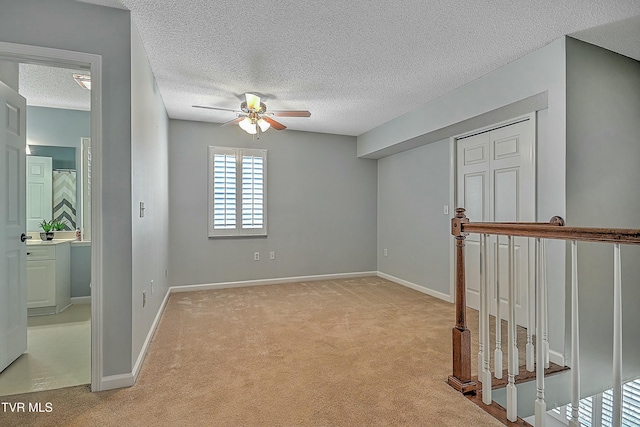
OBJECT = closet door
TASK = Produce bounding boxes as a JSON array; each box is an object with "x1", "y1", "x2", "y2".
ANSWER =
[
  {"x1": 456, "y1": 117, "x2": 535, "y2": 325},
  {"x1": 456, "y1": 131, "x2": 490, "y2": 314}
]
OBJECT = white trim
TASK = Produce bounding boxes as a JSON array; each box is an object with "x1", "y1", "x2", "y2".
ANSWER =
[
  {"x1": 71, "y1": 296, "x2": 91, "y2": 305},
  {"x1": 0, "y1": 41, "x2": 104, "y2": 393},
  {"x1": 100, "y1": 373, "x2": 135, "y2": 391},
  {"x1": 170, "y1": 271, "x2": 378, "y2": 293},
  {"x1": 132, "y1": 287, "x2": 171, "y2": 381},
  {"x1": 377, "y1": 272, "x2": 453, "y2": 303},
  {"x1": 448, "y1": 137, "x2": 456, "y2": 303},
  {"x1": 453, "y1": 113, "x2": 534, "y2": 141},
  {"x1": 549, "y1": 349, "x2": 566, "y2": 367}
]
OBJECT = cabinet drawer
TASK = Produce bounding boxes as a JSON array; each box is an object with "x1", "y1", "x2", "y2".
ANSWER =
[{"x1": 26, "y1": 245, "x2": 56, "y2": 260}]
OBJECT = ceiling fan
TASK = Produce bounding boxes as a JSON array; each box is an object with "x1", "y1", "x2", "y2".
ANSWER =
[{"x1": 193, "y1": 93, "x2": 311, "y2": 137}]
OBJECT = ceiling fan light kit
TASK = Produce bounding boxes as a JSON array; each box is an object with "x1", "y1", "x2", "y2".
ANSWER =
[{"x1": 193, "y1": 93, "x2": 311, "y2": 139}]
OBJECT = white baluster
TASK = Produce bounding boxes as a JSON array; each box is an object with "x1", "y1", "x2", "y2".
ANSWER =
[
  {"x1": 569, "y1": 240, "x2": 580, "y2": 427},
  {"x1": 506, "y1": 236, "x2": 518, "y2": 422},
  {"x1": 481, "y1": 234, "x2": 492, "y2": 404},
  {"x1": 535, "y1": 238, "x2": 546, "y2": 427},
  {"x1": 592, "y1": 392, "x2": 603, "y2": 427},
  {"x1": 613, "y1": 243, "x2": 622, "y2": 427},
  {"x1": 494, "y1": 235, "x2": 503, "y2": 379},
  {"x1": 526, "y1": 236, "x2": 535, "y2": 372},
  {"x1": 542, "y1": 239, "x2": 549, "y2": 369},
  {"x1": 478, "y1": 235, "x2": 485, "y2": 385}
]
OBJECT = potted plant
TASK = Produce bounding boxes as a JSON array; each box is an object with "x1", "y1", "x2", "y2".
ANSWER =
[
  {"x1": 39, "y1": 219, "x2": 55, "y2": 241},
  {"x1": 39, "y1": 218, "x2": 67, "y2": 241},
  {"x1": 52, "y1": 218, "x2": 67, "y2": 232}
]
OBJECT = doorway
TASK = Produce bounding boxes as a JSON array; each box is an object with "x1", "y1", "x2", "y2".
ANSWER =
[
  {"x1": 0, "y1": 41, "x2": 103, "y2": 392},
  {"x1": 454, "y1": 114, "x2": 536, "y2": 326},
  {"x1": 0, "y1": 62, "x2": 93, "y2": 396}
]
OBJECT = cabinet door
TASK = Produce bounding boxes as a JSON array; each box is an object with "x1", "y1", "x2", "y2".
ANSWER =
[{"x1": 27, "y1": 260, "x2": 56, "y2": 308}]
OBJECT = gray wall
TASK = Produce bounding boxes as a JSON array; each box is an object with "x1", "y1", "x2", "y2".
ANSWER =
[
  {"x1": 364, "y1": 39, "x2": 569, "y2": 358},
  {"x1": 26, "y1": 106, "x2": 90, "y2": 229},
  {"x1": 377, "y1": 139, "x2": 451, "y2": 296},
  {"x1": 71, "y1": 245, "x2": 91, "y2": 297},
  {"x1": 130, "y1": 22, "x2": 170, "y2": 369},
  {"x1": 565, "y1": 38, "x2": 640, "y2": 396},
  {"x1": 169, "y1": 120, "x2": 378, "y2": 286},
  {"x1": 0, "y1": 0, "x2": 134, "y2": 377},
  {"x1": 357, "y1": 38, "x2": 567, "y2": 164}
]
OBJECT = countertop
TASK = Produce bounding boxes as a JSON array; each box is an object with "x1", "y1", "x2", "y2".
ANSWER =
[{"x1": 27, "y1": 236, "x2": 91, "y2": 247}]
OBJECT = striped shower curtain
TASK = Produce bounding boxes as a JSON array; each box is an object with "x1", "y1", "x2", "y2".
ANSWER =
[{"x1": 52, "y1": 170, "x2": 76, "y2": 230}]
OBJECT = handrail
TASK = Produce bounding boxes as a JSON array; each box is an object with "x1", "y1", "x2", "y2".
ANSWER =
[
  {"x1": 448, "y1": 207, "x2": 640, "y2": 397},
  {"x1": 453, "y1": 210, "x2": 640, "y2": 244}
]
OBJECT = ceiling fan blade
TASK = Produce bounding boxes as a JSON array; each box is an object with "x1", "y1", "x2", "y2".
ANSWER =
[
  {"x1": 221, "y1": 117, "x2": 245, "y2": 126},
  {"x1": 245, "y1": 93, "x2": 261, "y2": 111},
  {"x1": 192, "y1": 105, "x2": 240, "y2": 113},
  {"x1": 269, "y1": 110, "x2": 311, "y2": 118},
  {"x1": 263, "y1": 116, "x2": 287, "y2": 130}
]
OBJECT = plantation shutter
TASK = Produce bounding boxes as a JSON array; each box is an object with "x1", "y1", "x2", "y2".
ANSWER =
[
  {"x1": 213, "y1": 151, "x2": 237, "y2": 229},
  {"x1": 561, "y1": 379, "x2": 640, "y2": 426},
  {"x1": 623, "y1": 380, "x2": 640, "y2": 426},
  {"x1": 208, "y1": 146, "x2": 267, "y2": 237},
  {"x1": 242, "y1": 154, "x2": 264, "y2": 229}
]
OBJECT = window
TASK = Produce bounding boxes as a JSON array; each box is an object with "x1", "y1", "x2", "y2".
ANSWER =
[
  {"x1": 551, "y1": 378, "x2": 640, "y2": 426},
  {"x1": 208, "y1": 146, "x2": 267, "y2": 237}
]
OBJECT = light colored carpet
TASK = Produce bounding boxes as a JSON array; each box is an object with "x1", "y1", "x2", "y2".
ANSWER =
[{"x1": 0, "y1": 277, "x2": 504, "y2": 426}]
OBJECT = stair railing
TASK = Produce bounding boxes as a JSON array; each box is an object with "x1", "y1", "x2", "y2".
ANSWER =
[{"x1": 448, "y1": 207, "x2": 640, "y2": 426}]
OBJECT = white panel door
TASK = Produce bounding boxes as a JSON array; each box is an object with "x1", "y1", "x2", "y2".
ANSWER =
[
  {"x1": 457, "y1": 118, "x2": 535, "y2": 326},
  {"x1": 27, "y1": 155, "x2": 53, "y2": 232},
  {"x1": 0, "y1": 79, "x2": 28, "y2": 373},
  {"x1": 457, "y1": 132, "x2": 490, "y2": 315}
]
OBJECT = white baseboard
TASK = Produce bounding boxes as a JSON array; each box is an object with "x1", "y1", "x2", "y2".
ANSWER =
[
  {"x1": 100, "y1": 288, "x2": 171, "y2": 391},
  {"x1": 170, "y1": 271, "x2": 378, "y2": 293},
  {"x1": 71, "y1": 296, "x2": 91, "y2": 305},
  {"x1": 549, "y1": 349, "x2": 565, "y2": 366},
  {"x1": 132, "y1": 287, "x2": 172, "y2": 382},
  {"x1": 377, "y1": 272, "x2": 453, "y2": 303},
  {"x1": 100, "y1": 373, "x2": 135, "y2": 391}
]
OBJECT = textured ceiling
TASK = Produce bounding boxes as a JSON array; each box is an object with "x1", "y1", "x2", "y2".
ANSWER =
[
  {"x1": 19, "y1": 63, "x2": 91, "y2": 111},
  {"x1": 22, "y1": 1, "x2": 640, "y2": 136}
]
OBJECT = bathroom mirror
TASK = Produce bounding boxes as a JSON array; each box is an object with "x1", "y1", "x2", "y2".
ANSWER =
[{"x1": 26, "y1": 145, "x2": 81, "y2": 233}]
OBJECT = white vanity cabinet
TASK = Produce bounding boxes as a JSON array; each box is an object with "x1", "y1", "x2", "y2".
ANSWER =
[{"x1": 26, "y1": 241, "x2": 71, "y2": 315}]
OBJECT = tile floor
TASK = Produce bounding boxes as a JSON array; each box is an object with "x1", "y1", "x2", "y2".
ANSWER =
[{"x1": 0, "y1": 304, "x2": 91, "y2": 396}]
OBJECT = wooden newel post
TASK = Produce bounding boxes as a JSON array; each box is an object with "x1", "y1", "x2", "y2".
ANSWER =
[{"x1": 448, "y1": 208, "x2": 476, "y2": 394}]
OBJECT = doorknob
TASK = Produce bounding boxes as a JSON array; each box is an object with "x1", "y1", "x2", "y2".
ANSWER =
[{"x1": 20, "y1": 233, "x2": 32, "y2": 242}]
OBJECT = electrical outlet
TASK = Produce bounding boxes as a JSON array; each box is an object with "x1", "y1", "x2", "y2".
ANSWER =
[
  {"x1": 150, "y1": 280, "x2": 154, "y2": 295},
  {"x1": 384, "y1": 248, "x2": 388, "y2": 257},
  {"x1": 444, "y1": 205, "x2": 449, "y2": 215},
  {"x1": 270, "y1": 251, "x2": 275, "y2": 260},
  {"x1": 142, "y1": 290, "x2": 146, "y2": 307},
  {"x1": 254, "y1": 252, "x2": 260, "y2": 261}
]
